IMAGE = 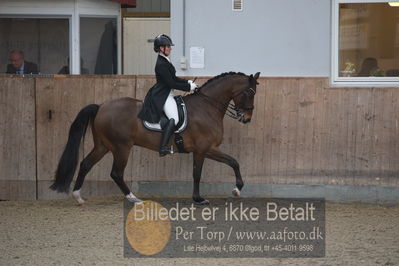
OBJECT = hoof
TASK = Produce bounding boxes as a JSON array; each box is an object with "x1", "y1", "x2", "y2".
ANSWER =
[
  {"x1": 193, "y1": 197, "x2": 209, "y2": 205},
  {"x1": 232, "y1": 187, "x2": 241, "y2": 197},
  {"x1": 72, "y1": 190, "x2": 85, "y2": 205},
  {"x1": 126, "y1": 192, "x2": 142, "y2": 203},
  {"x1": 199, "y1": 199, "x2": 209, "y2": 205},
  {"x1": 128, "y1": 197, "x2": 142, "y2": 203}
]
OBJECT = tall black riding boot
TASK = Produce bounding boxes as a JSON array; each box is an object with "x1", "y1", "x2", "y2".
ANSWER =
[{"x1": 159, "y1": 118, "x2": 175, "y2": 157}]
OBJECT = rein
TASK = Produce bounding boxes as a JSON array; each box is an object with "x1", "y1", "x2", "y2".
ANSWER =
[{"x1": 194, "y1": 85, "x2": 255, "y2": 120}]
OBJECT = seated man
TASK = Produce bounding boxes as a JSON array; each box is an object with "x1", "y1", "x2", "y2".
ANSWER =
[{"x1": 6, "y1": 49, "x2": 39, "y2": 74}]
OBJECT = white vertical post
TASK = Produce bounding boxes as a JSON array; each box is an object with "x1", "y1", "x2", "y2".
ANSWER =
[
  {"x1": 330, "y1": 0, "x2": 339, "y2": 84},
  {"x1": 71, "y1": 0, "x2": 80, "y2": 74},
  {"x1": 117, "y1": 8, "x2": 122, "y2": 74}
]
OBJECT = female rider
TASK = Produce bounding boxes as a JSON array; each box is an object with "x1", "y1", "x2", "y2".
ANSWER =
[{"x1": 138, "y1": 34, "x2": 198, "y2": 156}]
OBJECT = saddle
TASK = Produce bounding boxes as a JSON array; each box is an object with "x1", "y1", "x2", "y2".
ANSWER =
[
  {"x1": 143, "y1": 95, "x2": 187, "y2": 133},
  {"x1": 142, "y1": 95, "x2": 188, "y2": 153}
]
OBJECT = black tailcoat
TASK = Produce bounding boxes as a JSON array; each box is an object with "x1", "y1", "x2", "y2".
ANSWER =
[{"x1": 138, "y1": 55, "x2": 190, "y2": 123}]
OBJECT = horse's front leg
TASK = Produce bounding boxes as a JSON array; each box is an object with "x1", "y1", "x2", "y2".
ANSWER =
[
  {"x1": 192, "y1": 153, "x2": 209, "y2": 204},
  {"x1": 205, "y1": 148, "x2": 243, "y2": 197}
]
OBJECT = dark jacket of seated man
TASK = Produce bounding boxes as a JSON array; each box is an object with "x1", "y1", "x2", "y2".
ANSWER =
[{"x1": 6, "y1": 61, "x2": 39, "y2": 74}]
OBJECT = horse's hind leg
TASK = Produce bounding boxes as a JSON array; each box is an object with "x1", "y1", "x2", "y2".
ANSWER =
[
  {"x1": 110, "y1": 146, "x2": 141, "y2": 203},
  {"x1": 205, "y1": 148, "x2": 243, "y2": 197},
  {"x1": 72, "y1": 144, "x2": 108, "y2": 204}
]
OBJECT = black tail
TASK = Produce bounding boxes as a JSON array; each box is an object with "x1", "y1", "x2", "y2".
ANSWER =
[{"x1": 50, "y1": 104, "x2": 99, "y2": 193}]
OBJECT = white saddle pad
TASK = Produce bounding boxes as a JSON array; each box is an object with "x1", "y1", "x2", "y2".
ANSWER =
[{"x1": 143, "y1": 100, "x2": 188, "y2": 133}]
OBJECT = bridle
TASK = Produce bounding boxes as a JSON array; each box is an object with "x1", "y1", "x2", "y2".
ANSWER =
[{"x1": 194, "y1": 84, "x2": 256, "y2": 120}]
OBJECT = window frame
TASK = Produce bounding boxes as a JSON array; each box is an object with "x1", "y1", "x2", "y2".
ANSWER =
[
  {"x1": 78, "y1": 14, "x2": 120, "y2": 75},
  {"x1": 0, "y1": 14, "x2": 72, "y2": 75},
  {"x1": 0, "y1": 0, "x2": 121, "y2": 75},
  {"x1": 331, "y1": 0, "x2": 399, "y2": 87}
]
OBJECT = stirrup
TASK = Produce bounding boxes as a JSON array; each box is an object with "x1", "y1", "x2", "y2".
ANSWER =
[{"x1": 159, "y1": 145, "x2": 174, "y2": 157}]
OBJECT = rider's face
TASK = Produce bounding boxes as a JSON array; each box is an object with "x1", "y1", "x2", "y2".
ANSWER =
[{"x1": 160, "y1": 45, "x2": 171, "y2": 56}]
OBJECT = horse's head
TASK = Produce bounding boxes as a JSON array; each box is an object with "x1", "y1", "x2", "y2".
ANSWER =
[{"x1": 231, "y1": 72, "x2": 260, "y2": 124}]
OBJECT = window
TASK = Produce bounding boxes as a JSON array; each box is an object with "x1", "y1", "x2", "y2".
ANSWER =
[
  {"x1": 332, "y1": 1, "x2": 399, "y2": 86},
  {"x1": 0, "y1": 18, "x2": 69, "y2": 74},
  {"x1": 80, "y1": 17, "x2": 118, "y2": 74}
]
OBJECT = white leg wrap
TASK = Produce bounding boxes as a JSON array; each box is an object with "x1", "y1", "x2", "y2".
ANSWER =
[
  {"x1": 232, "y1": 187, "x2": 241, "y2": 197},
  {"x1": 72, "y1": 190, "x2": 85, "y2": 205},
  {"x1": 126, "y1": 192, "x2": 142, "y2": 203},
  {"x1": 163, "y1": 94, "x2": 179, "y2": 125}
]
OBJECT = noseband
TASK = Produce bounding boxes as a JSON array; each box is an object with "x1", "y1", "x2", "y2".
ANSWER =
[{"x1": 195, "y1": 85, "x2": 255, "y2": 120}]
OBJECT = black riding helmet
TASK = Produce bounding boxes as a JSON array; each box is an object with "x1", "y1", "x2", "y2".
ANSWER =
[{"x1": 153, "y1": 34, "x2": 174, "y2": 53}]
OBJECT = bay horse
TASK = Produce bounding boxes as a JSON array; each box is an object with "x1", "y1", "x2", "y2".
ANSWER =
[{"x1": 50, "y1": 72, "x2": 260, "y2": 204}]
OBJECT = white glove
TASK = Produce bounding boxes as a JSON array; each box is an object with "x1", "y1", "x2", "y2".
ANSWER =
[{"x1": 188, "y1": 80, "x2": 198, "y2": 91}]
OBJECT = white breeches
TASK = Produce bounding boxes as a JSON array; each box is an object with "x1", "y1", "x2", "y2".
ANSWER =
[{"x1": 163, "y1": 91, "x2": 179, "y2": 126}]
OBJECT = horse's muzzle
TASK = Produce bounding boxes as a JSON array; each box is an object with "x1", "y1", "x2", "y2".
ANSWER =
[{"x1": 239, "y1": 115, "x2": 251, "y2": 124}]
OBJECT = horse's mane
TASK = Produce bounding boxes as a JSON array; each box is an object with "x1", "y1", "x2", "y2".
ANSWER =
[{"x1": 199, "y1": 72, "x2": 247, "y2": 89}]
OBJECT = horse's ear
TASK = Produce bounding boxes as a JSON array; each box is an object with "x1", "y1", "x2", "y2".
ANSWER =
[{"x1": 254, "y1": 72, "x2": 260, "y2": 80}]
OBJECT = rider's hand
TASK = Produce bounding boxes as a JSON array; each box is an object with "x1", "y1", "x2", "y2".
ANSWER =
[{"x1": 188, "y1": 80, "x2": 198, "y2": 91}]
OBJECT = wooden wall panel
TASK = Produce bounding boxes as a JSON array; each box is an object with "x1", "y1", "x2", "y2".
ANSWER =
[
  {"x1": 0, "y1": 77, "x2": 36, "y2": 200},
  {"x1": 2, "y1": 75, "x2": 399, "y2": 200}
]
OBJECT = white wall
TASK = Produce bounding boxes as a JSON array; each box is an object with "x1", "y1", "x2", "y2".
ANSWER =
[{"x1": 171, "y1": 0, "x2": 331, "y2": 77}]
